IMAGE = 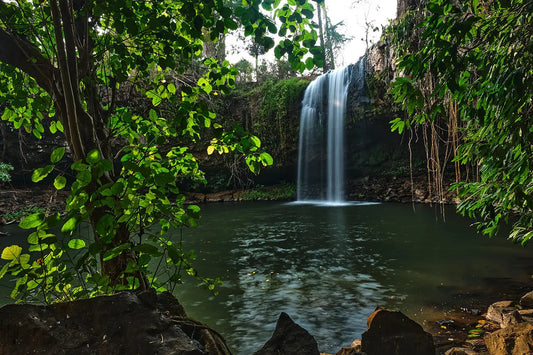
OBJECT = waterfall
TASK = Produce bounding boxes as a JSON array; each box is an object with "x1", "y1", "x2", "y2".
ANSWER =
[{"x1": 296, "y1": 58, "x2": 366, "y2": 205}]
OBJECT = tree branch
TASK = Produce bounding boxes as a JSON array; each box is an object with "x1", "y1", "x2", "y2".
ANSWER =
[{"x1": 0, "y1": 27, "x2": 56, "y2": 95}]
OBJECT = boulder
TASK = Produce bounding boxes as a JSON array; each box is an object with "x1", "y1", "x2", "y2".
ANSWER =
[
  {"x1": 254, "y1": 312, "x2": 320, "y2": 355},
  {"x1": 485, "y1": 322, "x2": 533, "y2": 355},
  {"x1": 361, "y1": 308, "x2": 435, "y2": 355},
  {"x1": 0, "y1": 290, "x2": 226, "y2": 355},
  {"x1": 519, "y1": 309, "x2": 533, "y2": 324},
  {"x1": 501, "y1": 309, "x2": 523, "y2": 328},
  {"x1": 444, "y1": 347, "x2": 479, "y2": 355},
  {"x1": 520, "y1": 291, "x2": 533, "y2": 309},
  {"x1": 336, "y1": 340, "x2": 363, "y2": 355},
  {"x1": 486, "y1": 300, "x2": 516, "y2": 324}
]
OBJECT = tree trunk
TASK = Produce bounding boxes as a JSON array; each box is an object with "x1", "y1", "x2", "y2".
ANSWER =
[
  {"x1": 317, "y1": 5, "x2": 328, "y2": 73},
  {"x1": 322, "y1": 4, "x2": 335, "y2": 70},
  {"x1": 0, "y1": 0, "x2": 138, "y2": 289}
]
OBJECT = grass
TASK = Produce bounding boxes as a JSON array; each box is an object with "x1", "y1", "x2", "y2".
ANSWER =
[{"x1": 241, "y1": 183, "x2": 296, "y2": 201}]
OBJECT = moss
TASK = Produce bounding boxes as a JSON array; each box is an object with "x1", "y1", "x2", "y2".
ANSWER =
[{"x1": 241, "y1": 182, "x2": 296, "y2": 201}]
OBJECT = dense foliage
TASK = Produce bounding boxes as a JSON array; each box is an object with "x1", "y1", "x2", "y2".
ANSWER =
[
  {"x1": 0, "y1": 161, "x2": 12, "y2": 182},
  {"x1": 0, "y1": 0, "x2": 324, "y2": 302},
  {"x1": 389, "y1": 0, "x2": 533, "y2": 243}
]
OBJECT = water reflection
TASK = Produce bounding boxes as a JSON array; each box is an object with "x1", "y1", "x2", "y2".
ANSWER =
[
  {"x1": 1, "y1": 202, "x2": 532, "y2": 354},
  {"x1": 173, "y1": 202, "x2": 533, "y2": 353}
]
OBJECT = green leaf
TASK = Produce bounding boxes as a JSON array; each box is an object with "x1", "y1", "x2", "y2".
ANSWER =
[
  {"x1": 133, "y1": 243, "x2": 161, "y2": 256},
  {"x1": 167, "y1": 83, "x2": 176, "y2": 94},
  {"x1": 198, "y1": 77, "x2": 213, "y2": 94},
  {"x1": 149, "y1": 109, "x2": 158, "y2": 121},
  {"x1": 50, "y1": 147, "x2": 65, "y2": 163},
  {"x1": 61, "y1": 216, "x2": 80, "y2": 234},
  {"x1": 0, "y1": 263, "x2": 9, "y2": 279},
  {"x1": 54, "y1": 175, "x2": 67, "y2": 190},
  {"x1": 103, "y1": 243, "x2": 131, "y2": 261},
  {"x1": 32, "y1": 165, "x2": 54, "y2": 182},
  {"x1": 96, "y1": 214, "x2": 114, "y2": 237},
  {"x1": 250, "y1": 135, "x2": 261, "y2": 148},
  {"x1": 19, "y1": 212, "x2": 45, "y2": 229},
  {"x1": 305, "y1": 57, "x2": 314, "y2": 70},
  {"x1": 1, "y1": 245, "x2": 22, "y2": 260},
  {"x1": 56, "y1": 120, "x2": 64, "y2": 132},
  {"x1": 260, "y1": 152, "x2": 274, "y2": 165},
  {"x1": 19, "y1": 254, "x2": 30, "y2": 265},
  {"x1": 68, "y1": 239, "x2": 86, "y2": 250},
  {"x1": 86, "y1": 149, "x2": 101, "y2": 165}
]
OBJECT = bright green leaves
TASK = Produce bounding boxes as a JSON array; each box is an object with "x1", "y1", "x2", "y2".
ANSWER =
[
  {"x1": 198, "y1": 77, "x2": 213, "y2": 94},
  {"x1": 146, "y1": 89, "x2": 163, "y2": 107},
  {"x1": 50, "y1": 147, "x2": 65, "y2": 163},
  {"x1": 390, "y1": 118, "x2": 407, "y2": 135},
  {"x1": 86, "y1": 149, "x2": 100, "y2": 165},
  {"x1": 54, "y1": 176, "x2": 67, "y2": 190},
  {"x1": 208, "y1": 127, "x2": 274, "y2": 174},
  {"x1": 233, "y1": 0, "x2": 319, "y2": 73},
  {"x1": 31, "y1": 165, "x2": 54, "y2": 183},
  {"x1": 260, "y1": 152, "x2": 274, "y2": 165},
  {"x1": 1, "y1": 245, "x2": 22, "y2": 261},
  {"x1": 67, "y1": 239, "x2": 86, "y2": 250},
  {"x1": 61, "y1": 215, "x2": 80, "y2": 235},
  {"x1": 0, "y1": 0, "x2": 322, "y2": 303},
  {"x1": 19, "y1": 213, "x2": 45, "y2": 229},
  {"x1": 30, "y1": 147, "x2": 66, "y2": 184},
  {"x1": 49, "y1": 120, "x2": 64, "y2": 134}
]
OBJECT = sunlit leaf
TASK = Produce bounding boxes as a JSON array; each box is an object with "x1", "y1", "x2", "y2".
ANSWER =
[
  {"x1": 1, "y1": 245, "x2": 22, "y2": 260},
  {"x1": 68, "y1": 239, "x2": 86, "y2": 250},
  {"x1": 19, "y1": 213, "x2": 45, "y2": 229},
  {"x1": 50, "y1": 147, "x2": 65, "y2": 163}
]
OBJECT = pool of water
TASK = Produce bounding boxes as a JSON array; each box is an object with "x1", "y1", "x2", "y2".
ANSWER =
[
  {"x1": 172, "y1": 201, "x2": 533, "y2": 353},
  {"x1": 1, "y1": 201, "x2": 532, "y2": 353}
]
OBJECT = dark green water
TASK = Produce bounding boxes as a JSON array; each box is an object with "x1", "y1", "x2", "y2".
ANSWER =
[
  {"x1": 1, "y1": 202, "x2": 532, "y2": 353},
  {"x1": 173, "y1": 201, "x2": 533, "y2": 353}
]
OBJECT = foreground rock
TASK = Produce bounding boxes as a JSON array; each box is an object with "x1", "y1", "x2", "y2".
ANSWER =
[
  {"x1": 254, "y1": 312, "x2": 320, "y2": 355},
  {"x1": 0, "y1": 290, "x2": 229, "y2": 354},
  {"x1": 361, "y1": 308, "x2": 435, "y2": 355},
  {"x1": 485, "y1": 322, "x2": 533, "y2": 354}
]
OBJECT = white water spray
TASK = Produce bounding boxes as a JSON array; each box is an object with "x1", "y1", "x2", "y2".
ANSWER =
[{"x1": 297, "y1": 59, "x2": 365, "y2": 205}]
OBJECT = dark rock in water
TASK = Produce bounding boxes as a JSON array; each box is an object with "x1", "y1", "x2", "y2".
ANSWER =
[
  {"x1": 485, "y1": 322, "x2": 533, "y2": 354},
  {"x1": 361, "y1": 307, "x2": 435, "y2": 355},
  {"x1": 254, "y1": 312, "x2": 320, "y2": 355},
  {"x1": 0, "y1": 290, "x2": 226, "y2": 354}
]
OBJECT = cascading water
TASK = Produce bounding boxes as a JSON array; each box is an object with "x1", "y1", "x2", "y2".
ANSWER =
[{"x1": 297, "y1": 58, "x2": 366, "y2": 205}]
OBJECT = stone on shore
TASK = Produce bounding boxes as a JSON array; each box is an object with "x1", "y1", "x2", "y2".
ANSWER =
[
  {"x1": 520, "y1": 290, "x2": 533, "y2": 309},
  {"x1": 486, "y1": 300, "x2": 516, "y2": 325},
  {"x1": 361, "y1": 308, "x2": 435, "y2": 355},
  {"x1": 0, "y1": 290, "x2": 221, "y2": 355},
  {"x1": 254, "y1": 312, "x2": 320, "y2": 355},
  {"x1": 485, "y1": 322, "x2": 533, "y2": 355}
]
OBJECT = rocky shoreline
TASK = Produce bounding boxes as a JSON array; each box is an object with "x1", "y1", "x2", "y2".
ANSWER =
[
  {"x1": 0, "y1": 175, "x2": 456, "y2": 222},
  {"x1": 1, "y1": 288, "x2": 533, "y2": 354}
]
